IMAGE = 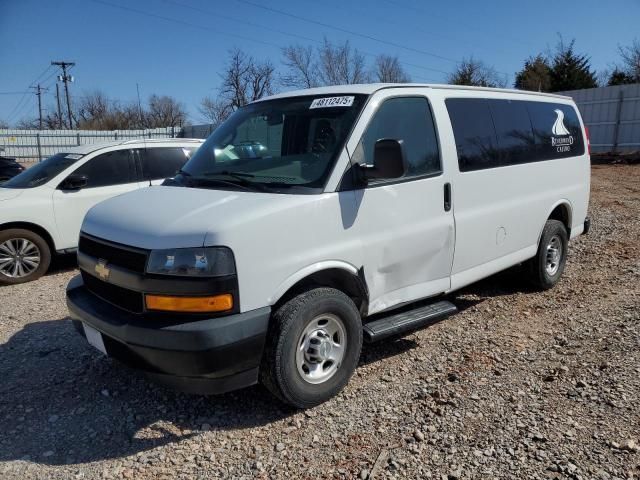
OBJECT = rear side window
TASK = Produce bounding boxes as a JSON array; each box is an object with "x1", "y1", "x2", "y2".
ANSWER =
[
  {"x1": 446, "y1": 98, "x2": 584, "y2": 172},
  {"x1": 141, "y1": 147, "x2": 193, "y2": 180},
  {"x1": 489, "y1": 99, "x2": 536, "y2": 165},
  {"x1": 356, "y1": 96, "x2": 441, "y2": 180},
  {"x1": 527, "y1": 102, "x2": 584, "y2": 159},
  {"x1": 73, "y1": 149, "x2": 134, "y2": 188}
]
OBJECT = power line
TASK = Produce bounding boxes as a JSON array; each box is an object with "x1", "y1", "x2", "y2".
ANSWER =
[
  {"x1": 0, "y1": 91, "x2": 31, "y2": 95},
  {"x1": 232, "y1": 0, "x2": 462, "y2": 66},
  {"x1": 91, "y1": 0, "x2": 283, "y2": 50},
  {"x1": 6, "y1": 65, "x2": 53, "y2": 124},
  {"x1": 381, "y1": 0, "x2": 529, "y2": 49},
  {"x1": 162, "y1": 0, "x2": 446, "y2": 78}
]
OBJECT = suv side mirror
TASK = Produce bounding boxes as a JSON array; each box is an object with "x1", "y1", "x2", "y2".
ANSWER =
[
  {"x1": 59, "y1": 173, "x2": 88, "y2": 191},
  {"x1": 360, "y1": 139, "x2": 406, "y2": 181}
]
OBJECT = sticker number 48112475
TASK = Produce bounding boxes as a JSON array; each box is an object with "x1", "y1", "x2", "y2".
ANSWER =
[{"x1": 309, "y1": 96, "x2": 355, "y2": 109}]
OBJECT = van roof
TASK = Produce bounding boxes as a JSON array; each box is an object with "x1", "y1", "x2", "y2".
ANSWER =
[
  {"x1": 61, "y1": 138, "x2": 204, "y2": 155},
  {"x1": 258, "y1": 83, "x2": 573, "y2": 102}
]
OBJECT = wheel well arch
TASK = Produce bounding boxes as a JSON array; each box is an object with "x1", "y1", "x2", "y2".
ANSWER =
[
  {"x1": 0, "y1": 222, "x2": 56, "y2": 253},
  {"x1": 272, "y1": 267, "x2": 369, "y2": 315},
  {"x1": 547, "y1": 202, "x2": 572, "y2": 237}
]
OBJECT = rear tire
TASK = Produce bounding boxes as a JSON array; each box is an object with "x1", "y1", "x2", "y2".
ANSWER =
[
  {"x1": 260, "y1": 287, "x2": 362, "y2": 408},
  {"x1": 527, "y1": 219, "x2": 568, "y2": 290},
  {"x1": 0, "y1": 229, "x2": 51, "y2": 285}
]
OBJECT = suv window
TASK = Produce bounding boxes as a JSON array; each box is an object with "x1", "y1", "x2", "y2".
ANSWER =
[
  {"x1": 141, "y1": 147, "x2": 195, "y2": 180},
  {"x1": 355, "y1": 97, "x2": 441, "y2": 181},
  {"x1": 72, "y1": 149, "x2": 134, "y2": 188}
]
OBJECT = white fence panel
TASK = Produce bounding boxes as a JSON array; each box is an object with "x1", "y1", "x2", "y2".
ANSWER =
[{"x1": 0, "y1": 127, "x2": 182, "y2": 162}]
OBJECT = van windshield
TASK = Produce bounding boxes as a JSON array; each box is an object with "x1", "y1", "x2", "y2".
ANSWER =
[
  {"x1": 176, "y1": 94, "x2": 367, "y2": 193},
  {"x1": 1, "y1": 152, "x2": 84, "y2": 189}
]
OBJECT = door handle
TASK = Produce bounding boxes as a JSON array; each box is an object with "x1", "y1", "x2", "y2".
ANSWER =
[{"x1": 443, "y1": 182, "x2": 452, "y2": 212}]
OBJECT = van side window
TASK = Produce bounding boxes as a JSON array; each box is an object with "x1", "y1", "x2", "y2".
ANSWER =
[
  {"x1": 444, "y1": 98, "x2": 497, "y2": 171},
  {"x1": 72, "y1": 149, "x2": 134, "y2": 188},
  {"x1": 446, "y1": 98, "x2": 585, "y2": 172},
  {"x1": 527, "y1": 102, "x2": 585, "y2": 159},
  {"x1": 357, "y1": 97, "x2": 441, "y2": 180},
  {"x1": 489, "y1": 99, "x2": 536, "y2": 165}
]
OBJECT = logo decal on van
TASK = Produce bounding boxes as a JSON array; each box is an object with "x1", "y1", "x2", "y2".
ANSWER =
[
  {"x1": 551, "y1": 109, "x2": 574, "y2": 152},
  {"x1": 552, "y1": 109, "x2": 571, "y2": 136}
]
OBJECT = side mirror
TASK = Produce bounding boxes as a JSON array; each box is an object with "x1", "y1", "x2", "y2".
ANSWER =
[
  {"x1": 59, "y1": 173, "x2": 88, "y2": 191},
  {"x1": 360, "y1": 139, "x2": 406, "y2": 181}
]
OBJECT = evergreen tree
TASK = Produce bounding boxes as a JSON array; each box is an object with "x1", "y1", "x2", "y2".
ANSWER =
[
  {"x1": 549, "y1": 39, "x2": 598, "y2": 92},
  {"x1": 514, "y1": 55, "x2": 552, "y2": 92},
  {"x1": 607, "y1": 68, "x2": 635, "y2": 86}
]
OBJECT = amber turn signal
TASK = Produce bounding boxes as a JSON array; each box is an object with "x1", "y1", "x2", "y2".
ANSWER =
[{"x1": 145, "y1": 293, "x2": 233, "y2": 313}]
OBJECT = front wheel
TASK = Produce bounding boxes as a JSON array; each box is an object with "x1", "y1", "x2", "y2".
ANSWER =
[
  {"x1": 260, "y1": 287, "x2": 363, "y2": 408},
  {"x1": 0, "y1": 229, "x2": 51, "y2": 285},
  {"x1": 527, "y1": 219, "x2": 568, "y2": 290}
]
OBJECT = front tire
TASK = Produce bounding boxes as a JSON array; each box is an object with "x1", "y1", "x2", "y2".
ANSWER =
[
  {"x1": 527, "y1": 219, "x2": 568, "y2": 290},
  {"x1": 0, "y1": 229, "x2": 51, "y2": 285},
  {"x1": 260, "y1": 287, "x2": 363, "y2": 408}
]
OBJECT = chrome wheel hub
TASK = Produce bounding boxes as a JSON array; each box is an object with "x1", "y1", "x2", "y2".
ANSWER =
[
  {"x1": 545, "y1": 234, "x2": 563, "y2": 276},
  {"x1": 0, "y1": 238, "x2": 41, "y2": 278},
  {"x1": 296, "y1": 314, "x2": 347, "y2": 384}
]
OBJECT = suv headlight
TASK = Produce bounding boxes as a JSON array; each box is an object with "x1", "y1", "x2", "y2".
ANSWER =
[{"x1": 146, "y1": 247, "x2": 235, "y2": 277}]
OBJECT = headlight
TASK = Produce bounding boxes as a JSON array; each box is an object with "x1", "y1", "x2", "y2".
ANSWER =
[{"x1": 146, "y1": 247, "x2": 235, "y2": 277}]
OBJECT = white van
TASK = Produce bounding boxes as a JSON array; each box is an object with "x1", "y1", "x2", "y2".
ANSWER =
[
  {"x1": 0, "y1": 138, "x2": 203, "y2": 284},
  {"x1": 66, "y1": 84, "x2": 590, "y2": 408}
]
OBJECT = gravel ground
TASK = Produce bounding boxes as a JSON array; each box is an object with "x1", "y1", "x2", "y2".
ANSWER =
[{"x1": 1, "y1": 164, "x2": 638, "y2": 480}]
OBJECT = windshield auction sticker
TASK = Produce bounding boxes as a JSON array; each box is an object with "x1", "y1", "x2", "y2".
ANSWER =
[{"x1": 309, "y1": 96, "x2": 355, "y2": 109}]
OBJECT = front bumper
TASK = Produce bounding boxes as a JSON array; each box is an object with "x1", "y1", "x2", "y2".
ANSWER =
[{"x1": 66, "y1": 275, "x2": 271, "y2": 394}]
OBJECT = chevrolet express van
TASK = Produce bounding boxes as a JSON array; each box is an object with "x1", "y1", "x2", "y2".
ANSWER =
[{"x1": 67, "y1": 84, "x2": 590, "y2": 408}]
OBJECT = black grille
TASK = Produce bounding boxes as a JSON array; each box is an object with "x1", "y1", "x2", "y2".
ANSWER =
[
  {"x1": 81, "y1": 271, "x2": 144, "y2": 313},
  {"x1": 79, "y1": 234, "x2": 148, "y2": 273}
]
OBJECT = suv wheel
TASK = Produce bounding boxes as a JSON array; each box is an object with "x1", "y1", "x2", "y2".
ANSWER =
[
  {"x1": 260, "y1": 287, "x2": 362, "y2": 408},
  {"x1": 527, "y1": 219, "x2": 568, "y2": 290},
  {"x1": 0, "y1": 229, "x2": 51, "y2": 285}
]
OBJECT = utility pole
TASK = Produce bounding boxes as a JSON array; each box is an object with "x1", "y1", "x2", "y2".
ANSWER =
[
  {"x1": 31, "y1": 84, "x2": 46, "y2": 130},
  {"x1": 51, "y1": 61, "x2": 75, "y2": 129},
  {"x1": 55, "y1": 83, "x2": 63, "y2": 129}
]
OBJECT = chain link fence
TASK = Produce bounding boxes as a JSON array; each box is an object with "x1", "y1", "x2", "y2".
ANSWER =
[{"x1": 0, "y1": 127, "x2": 182, "y2": 163}]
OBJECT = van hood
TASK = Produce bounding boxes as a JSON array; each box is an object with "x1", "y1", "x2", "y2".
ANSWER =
[
  {"x1": 0, "y1": 188, "x2": 24, "y2": 202},
  {"x1": 81, "y1": 185, "x2": 316, "y2": 250}
]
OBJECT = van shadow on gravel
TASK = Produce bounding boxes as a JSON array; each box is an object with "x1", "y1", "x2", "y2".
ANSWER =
[{"x1": 0, "y1": 318, "x2": 294, "y2": 466}]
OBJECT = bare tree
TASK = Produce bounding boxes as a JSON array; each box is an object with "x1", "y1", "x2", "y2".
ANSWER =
[
  {"x1": 373, "y1": 54, "x2": 411, "y2": 83},
  {"x1": 447, "y1": 57, "x2": 507, "y2": 88},
  {"x1": 618, "y1": 38, "x2": 640, "y2": 82},
  {"x1": 15, "y1": 117, "x2": 40, "y2": 129},
  {"x1": 220, "y1": 48, "x2": 275, "y2": 110},
  {"x1": 318, "y1": 38, "x2": 369, "y2": 85},
  {"x1": 75, "y1": 91, "x2": 114, "y2": 129},
  {"x1": 0, "y1": 119, "x2": 9, "y2": 129},
  {"x1": 146, "y1": 94, "x2": 187, "y2": 128},
  {"x1": 199, "y1": 96, "x2": 233, "y2": 127},
  {"x1": 281, "y1": 44, "x2": 319, "y2": 89}
]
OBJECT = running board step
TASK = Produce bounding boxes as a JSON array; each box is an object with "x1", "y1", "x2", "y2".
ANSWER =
[{"x1": 363, "y1": 300, "x2": 458, "y2": 343}]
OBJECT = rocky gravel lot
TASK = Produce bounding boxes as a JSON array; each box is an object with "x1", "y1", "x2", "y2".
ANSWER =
[{"x1": 1, "y1": 164, "x2": 638, "y2": 480}]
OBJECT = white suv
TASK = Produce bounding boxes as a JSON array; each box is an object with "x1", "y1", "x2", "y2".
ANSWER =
[{"x1": 0, "y1": 138, "x2": 203, "y2": 284}]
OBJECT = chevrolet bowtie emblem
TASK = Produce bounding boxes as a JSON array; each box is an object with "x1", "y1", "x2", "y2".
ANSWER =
[{"x1": 95, "y1": 259, "x2": 110, "y2": 280}]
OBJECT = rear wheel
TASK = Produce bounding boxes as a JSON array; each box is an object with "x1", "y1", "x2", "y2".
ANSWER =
[
  {"x1": 527, "y1": 219, "x2": 568, "y2": 290},
  {"x1": 260, "y1": 287, "x2": 362, "y2": 408},
  {"x1": 0, "y1": 229, "x2": 51, "y2": 285}
]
